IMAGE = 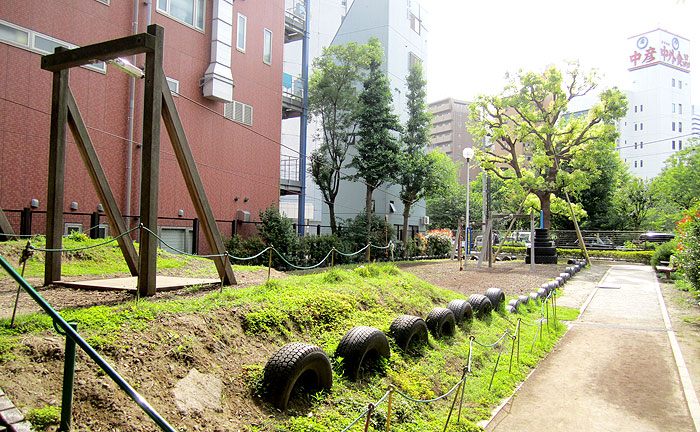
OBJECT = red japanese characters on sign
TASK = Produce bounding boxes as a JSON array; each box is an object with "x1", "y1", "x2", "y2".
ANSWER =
[{"x1": 628, "y1": 29, "x2": 691, "y2": 72}]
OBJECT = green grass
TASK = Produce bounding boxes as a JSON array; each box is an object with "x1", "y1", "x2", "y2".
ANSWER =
[{"x1": 0, "y1": 261, "x2": 577, "y2": 431}]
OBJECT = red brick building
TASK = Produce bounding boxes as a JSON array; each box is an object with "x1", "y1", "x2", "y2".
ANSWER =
[{"x1": 0, "y1": 0, "x2": 284, "y2": 252}]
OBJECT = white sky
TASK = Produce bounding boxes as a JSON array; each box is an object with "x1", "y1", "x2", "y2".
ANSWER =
[{"x1": 425, "y1": 0, "x2": 700, "y2": 105}]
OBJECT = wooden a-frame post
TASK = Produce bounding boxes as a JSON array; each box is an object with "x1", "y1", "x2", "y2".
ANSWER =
[
  {"x1": 40, "y1": 24, "x2": 236, "y2": 294},
  {"x1": 0, "y1": 207, "x2": 15, "y2": 240}
]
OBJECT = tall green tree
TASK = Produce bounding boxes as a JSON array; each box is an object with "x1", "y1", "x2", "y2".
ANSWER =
[
  {"x1": 348, "y1": 41, "x2": 402, "y2": 255},
  {"x1": 308, "y1": 42, "x2": 381, "y2": 234},
  {"x1": 612, "y1": 177, "x2": 654, "y2": 230},
  {"x1": 397, "y1": 64, "x2": 439, "y2": 248},
  {"x1": 468, "y1": 63, "x2": 627, "y2": 228},
  {"x1": 652, "y1": 141, "x2": 700, "y2": 211}
]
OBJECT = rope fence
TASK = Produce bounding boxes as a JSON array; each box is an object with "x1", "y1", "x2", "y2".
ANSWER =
[
  {"x1": 19, "y1": 224, "x2": 398, "y2": 277},
  {"x1": 4, "y1": 223, "x2": 572, "y2": 431}
]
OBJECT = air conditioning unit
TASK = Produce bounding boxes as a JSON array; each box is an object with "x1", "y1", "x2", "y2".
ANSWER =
[
  {"x1": 236, "y1": 210, "x2": 251, "y2": 222},
  {"x1": 420, "y1": 216, "x2": 430, "y2": 225}
]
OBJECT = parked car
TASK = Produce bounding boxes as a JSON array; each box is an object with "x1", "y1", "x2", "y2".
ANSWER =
[
  {"x1": 571, "y1": 236, "x2": 614, "y2": 250},
  {"x1": 639, "y1": 232, "x2": 675, "y2": 244}
]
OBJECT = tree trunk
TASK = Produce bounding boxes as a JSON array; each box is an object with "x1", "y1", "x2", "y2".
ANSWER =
[
  {"x1": 401, "y1": 201, "x2": 411, "y2": 257},
  {"x1": 538, "y1": 192, "x2": 552, "y2": 229},
  {"x1": 328, "y1": 202, "x2": 337, "y2": 235},
  {"x1": 365, "y1": 185, "x2": 373, "y2": 262}
]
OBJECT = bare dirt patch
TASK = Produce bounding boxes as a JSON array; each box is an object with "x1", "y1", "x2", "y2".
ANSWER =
[{"x1": 396, "y1": 259, "x2": 574, "y2": 297}]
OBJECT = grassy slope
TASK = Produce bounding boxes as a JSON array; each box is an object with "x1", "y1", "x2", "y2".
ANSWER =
[{"x1": 1, "y1": 255, "x2": 576, "y2": 431}]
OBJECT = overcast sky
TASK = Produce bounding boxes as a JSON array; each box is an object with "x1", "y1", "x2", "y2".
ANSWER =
[{"x1": 425, "y1": 0, "x2": 700, "y2": 105}]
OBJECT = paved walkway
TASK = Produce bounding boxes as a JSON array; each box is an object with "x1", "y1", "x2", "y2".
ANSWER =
[{"x1": 485, "y1": 264, "x2": 700, "y2": 432}]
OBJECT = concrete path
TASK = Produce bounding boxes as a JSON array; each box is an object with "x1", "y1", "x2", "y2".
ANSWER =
[{"x1": 485, "y1": 264, "x2": 699, "y2": 432}]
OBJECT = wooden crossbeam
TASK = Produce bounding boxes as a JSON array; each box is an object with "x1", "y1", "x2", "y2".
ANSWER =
[
  {"x1": 66, "y1": 89, "x2": 139, "y2": 276},
  {"x1": 161, "y1": 75, "x2": 236, "y2": 285},
  {"x1": 41, "y1": 33, "x2": 156, "y2": 72}
]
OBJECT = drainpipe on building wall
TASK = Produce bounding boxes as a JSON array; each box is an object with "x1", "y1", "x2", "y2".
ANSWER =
[
  {"x1": 125, "y1": 0, "x2": 140, "y2": 226},
  {"x1": 297, "y1": 0, "x2": 310, "y2": 236}
]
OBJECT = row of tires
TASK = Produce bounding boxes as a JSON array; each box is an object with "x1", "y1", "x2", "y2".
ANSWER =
[
  {"x1": 507, "y1": 260, "x2": 586, "y2": 313},
  {"x1": 262, "y1": 261, "x2": 587, "y2": 410}
]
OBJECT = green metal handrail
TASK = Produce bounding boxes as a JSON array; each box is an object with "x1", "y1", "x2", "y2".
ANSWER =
[{"x1": 0, "y1": 255, "x2": 176, "y2": 432}]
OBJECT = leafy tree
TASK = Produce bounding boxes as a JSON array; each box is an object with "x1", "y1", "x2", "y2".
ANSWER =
[
  {"x1": 652, "y1": 141, "x2": 700, "y2": 211},
  {"x1": 259, "y1": 204, "x2": 297, "y2": 268},
  {"x1": 575, "y1": 146, "x2": 629, "y2": 230},
  {"x1": 468, "y1": 63, "x2": 627, "y2": 228},
  {"x1": 612, "y1": 178, "x2": 654, "y2": 230},
  {"x1": 348, "y1": 41, "x2": 402, "y2": 257},
  {"x1": 397, "y1": 64, "x2": 434, "y2": 250},
  {"x1": 308, "y1": 41, "x2": 381, "y2": 234}
]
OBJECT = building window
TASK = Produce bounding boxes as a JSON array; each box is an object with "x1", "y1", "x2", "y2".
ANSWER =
[
  {"x1": 634, "y1": 105, "x2": 637, "y2": 113},
  {"x1": 679, "y1": 104, "x2": 682, "y2": 114},
  {"x1": 236, "y1": 13, "x2": 247, "y2": 52},
  {"x1": 408, "y1": 52, "x2": 422, "y2": 69},
  {"x1": 679, "y1": 122, "x2": 682, "y2": 132},
  {"x1": 409, "y1": 12, "x2": 421, "y2": 34},
  {"x1": 679, "y1": 140, "x2": 682, "y2": 150},
  {"x1": 640, "y1": 160, "x2": 643, "y2": 167},
  {"x1": 679, "y1": 81, "x2": 683, "y2": 89},
  {"x1": 672, "y1": 103, "x2": 676, "y2": 113},
  {"x1": 672, "y1": 78, "x2": 676, "y2": 87},
  {"x1": 157, "y1": 0, "x2": 205, "y2": 31},
  {"x1": 634, "y1": 161, "x2": 638, "y2": 168},
  {"x1": 640, "y1": 105, "x2": 643, "y2": 111},
  {"x1": 0, "y1": 19, "x2": 105, "y2": 73},
  {"x1": 166, "y1": 77, "x2": 179, "y2": 96},
  {"x1": 224, "y1": 100, "x2": 253, "y2": 126},
  {"x1": 672, "y1": 122, "x2": 676, "y2": 131},
  {"x1": 640, "y1": 141, "x2": 643, "y2": 148},
  {"x1": 634, "y1": 142, "x2": 637, "y2": 149},
  {"x1": 263, "y1": 28, "x2": 272, "y2": 64},
  {"x1": 634, "y1": 124, "x2": 637, "y2": 131},
  {"x1": 672, "y1": 140, "x2": 676, "y2": 150},
  {"x1": 640, "y1": 123, "x2": 643, "y2": 130}
]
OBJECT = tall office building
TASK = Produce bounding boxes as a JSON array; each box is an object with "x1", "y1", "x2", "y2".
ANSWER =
[
  {"x1": 427, "y1": 98, "x2": 479, "y2": 185},
  {"x1": 617, "y1": 29, "x2": 692, "y2": 178}
]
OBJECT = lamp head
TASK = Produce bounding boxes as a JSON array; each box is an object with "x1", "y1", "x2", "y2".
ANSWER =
[{"x1": 462, "y1": 147, "x2": 475, "y2": 160}]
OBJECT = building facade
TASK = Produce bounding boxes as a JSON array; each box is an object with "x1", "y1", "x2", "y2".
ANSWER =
[
  {"x1": 427, "y1": 98, "x2": 480, "y2": 185},
  {"x1": 0, "y1": 0, "x2": 284, "y2": 252},
  {"x1": 617, "y1": 29, "x2": 693, "y2": 178}
]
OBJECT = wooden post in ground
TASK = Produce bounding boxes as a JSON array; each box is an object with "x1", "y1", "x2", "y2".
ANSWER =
[
  {"x1": 45, "y1": 48, "x2": 69, "y2": 286},
  {"x1": 137, "y1": 24, "x2": 164, "y2": 296}
]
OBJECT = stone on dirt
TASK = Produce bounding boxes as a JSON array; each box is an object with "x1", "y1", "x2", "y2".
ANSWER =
[{"x1": 172, "y1": 369, "x2": 222, "y2": 414}]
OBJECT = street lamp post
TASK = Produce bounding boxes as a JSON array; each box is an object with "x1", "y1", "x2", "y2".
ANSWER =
[{"x1": 462, "y1": 147, "x2": 475, "y2": 254}]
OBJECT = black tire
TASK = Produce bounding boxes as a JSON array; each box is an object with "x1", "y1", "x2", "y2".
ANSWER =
[
  {"x1": 560, "y1": 272, "x2": 571, "y2": 281},
  {"x1": 567, "y1": 259, "x2": 577, "y2": 264},
  {"x1": 537, "y1": 287, "x2": 548, "y2": 300},
  {"x1": 534, "y1": 246, "x2": 558, "y2": 256},
  {"x1": 263, "y1": 343, "x2": 333, "y2": 410},
  {"x1": 426, "y1": 307, "x2": 456, "y2": 338},
  {"x1": 447, "y1": 299, "x2": 473, "y2": 325},
  {"x1": 506, "y1": 304, "x2": 516, "y2": 314},
  {"x1": 534, "y1": 255, "x2": 559, "y2": 264},
  {"x1": 529, "y1": 292, "x2": 538, "y2": 302},
  {"x1": 518, "y1": 294, "x2": 529, "y2": 305},
  {"x1": 389, "y1": 315, "x2": 428, "y2": 352},
  {"x1": 507, "y1": 298, "x2": 520, "y2": 313},
  {"x1": 468, "y1": 294, "x2": 493, "y2": 318},
  {"x1": 335, "y1": 326, "x2": 390, "y2": 381},
  {"x1": 485, "y1": 287, "x2": 506, "y2": 310}
]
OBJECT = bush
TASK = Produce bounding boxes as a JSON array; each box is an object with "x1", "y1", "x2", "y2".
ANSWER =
[
  {"x1": 651, "y1": 240, "x2": 679, "y2": 268},
  {"x1": 339, "y1": 214, "x2": 395, "y2": 258},
  {"x1": 676, "y1": 203, "x2": 700, "y2": 291},
  {"x1": 224, "y1": 234, "x2": 267, "y2": 266},
  {"x1": 259, "y1": 204, "x2": 299, "y2": 268},
  {"x1": 424, "y1": 228, "x2": 453, "y2": 256},
  {"x1": 298, "y1": 235, "x2": 354, "y2": 267}
]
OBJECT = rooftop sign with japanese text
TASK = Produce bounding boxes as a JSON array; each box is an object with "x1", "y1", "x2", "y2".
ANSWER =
[{"x1": 628, "y1": 28, "x2": 690, "y2": 73}]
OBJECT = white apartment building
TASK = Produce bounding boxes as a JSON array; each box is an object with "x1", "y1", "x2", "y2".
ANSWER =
[{"x1": 617, "y1": 29, "x2": 693, "y2": 178}]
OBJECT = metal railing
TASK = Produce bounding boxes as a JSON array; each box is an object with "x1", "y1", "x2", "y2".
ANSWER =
[{"x1": 0, "y1": 255, "x2": 176, "y2": 432}]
